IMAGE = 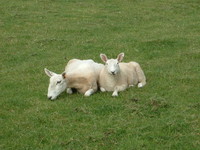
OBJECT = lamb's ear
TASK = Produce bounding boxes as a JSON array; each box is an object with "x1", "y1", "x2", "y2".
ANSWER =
[
  {"x1": 44, "y1": 68, "x2": 56, "y2": 77},
  {"x1": 117, "y1": 53, "x2": 124, "y2": 62},
  {"x1": 62, "y1": 72, "x2": 66, "y2": 79},
  {"x1": 100, "y1": 54, "x2": 108, "y2": 63}
]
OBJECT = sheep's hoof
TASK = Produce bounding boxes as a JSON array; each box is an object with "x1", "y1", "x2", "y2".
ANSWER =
[
  {"x1": 112, "y1": 92, "x2": 118, "y2": 97},
  {"x1": 138, "y1": 83, "x2": 143, "y2": 88},
  {"x1": 84, "y1": 94, "x2": 90, "y2": 96},
  {"x1": 67, "y1": 88, "x2": 73, "y2": 94},
  {"x1": 100, "y1": 87, "x2": 106, "y2": 92},
  {"x1": 84, "y1": 91, "x2": 91, "y2": 96},
  {"x1": 84, "y1": 92, "x2": 91, "y2": 96},
  {"x1": 84, "y1": 89, "x2": 94, "y2": 96}
]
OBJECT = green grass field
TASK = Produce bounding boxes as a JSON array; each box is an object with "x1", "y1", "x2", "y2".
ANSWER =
[{"x1": 1, "y1": 0, "x2": 200, "y2": 149}]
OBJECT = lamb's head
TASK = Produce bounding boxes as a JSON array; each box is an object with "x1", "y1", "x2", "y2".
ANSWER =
[
  {"x1": 100, "y1": 53, "x2": 124, "y2": 75},
  {"x1": 44, "y1": 68, "x2": 67, "y2": 100}
]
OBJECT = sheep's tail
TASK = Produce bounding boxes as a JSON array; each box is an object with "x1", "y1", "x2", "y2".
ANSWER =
[{"x1": 131, "y1": 62, "x2": 146, "y2": 88}]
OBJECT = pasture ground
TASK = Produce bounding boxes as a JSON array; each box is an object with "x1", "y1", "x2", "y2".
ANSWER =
[{"x1": 0, "y1": 0, "x2": 200, "y2": 149}]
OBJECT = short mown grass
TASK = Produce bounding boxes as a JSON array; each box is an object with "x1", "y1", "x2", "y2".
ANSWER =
[{"x1": 0, "y1": 0, "x2": 200, "y2": 149}]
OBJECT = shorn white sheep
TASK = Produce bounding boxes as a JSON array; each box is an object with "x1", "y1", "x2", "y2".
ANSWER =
[
  {"x1": 44, "y1": 59, "x2": 103, "y2": 100},
  {"x1": 99, "y1": 53, "x2": 146, "y2": 96}
]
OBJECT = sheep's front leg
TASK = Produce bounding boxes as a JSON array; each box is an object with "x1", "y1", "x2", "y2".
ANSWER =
[
  {"x1": 112, "y1": 90, "x2": 118, "y2": 96},
  {"x1": 112, "y1": 85, "x2": 127, "y2": 97},
  {"x1": 66, "y1": 88, "x2": 73, "y2": 94},
  {"x1": 100, "y1": 87, "x2": 106, "y2": 92},
  {"x1": 84, "y1": 89, "x2": 95, "y2": 96}
]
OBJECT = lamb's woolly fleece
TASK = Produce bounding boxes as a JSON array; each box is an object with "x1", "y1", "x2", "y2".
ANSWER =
[{"x1": 99, "y1": 53, "x2": 146, "y2": 96}]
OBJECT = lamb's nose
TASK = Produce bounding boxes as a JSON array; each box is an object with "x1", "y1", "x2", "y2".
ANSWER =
[
  {"x1": 48, "y1": 96, "x2": 52, "y2": 100},
  {"x1": 111, "y1": 71, "x2": 115, "y2": 75}
]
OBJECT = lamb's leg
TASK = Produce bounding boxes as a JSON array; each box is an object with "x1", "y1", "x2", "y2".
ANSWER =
[
  {"x1": 66, "y1": 88, "x2": 73, "y2": 94},
  {"x1": 100, "y1": 87, "x2": 106, "y2": 92},
  {"x1": 84, "y1": 89, "x2": 95, "y2": 96},
  {"x1": 112, "y1": 85, "x2": 127, "y2": 97},
  {"x1": 138, "y1": 82, "x2": 144, "y2": 88},
  {"x1": 84, "y1": 81, "x2": 98, "y2": 96},
  {"x1": 112, "y1": 91, "x2": 118, "y2": 96},
  {"x1": 132, "y1": 62, "x2": 146, "y2": 88},
  {"x1": 136, "y1": 65, "x2": 146, "y2": 88}
]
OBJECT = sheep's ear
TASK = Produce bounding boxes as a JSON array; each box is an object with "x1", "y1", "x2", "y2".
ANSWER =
[
  {"x1": 62, "y1": 72, "x2": 66, "y2": 79},
  {"x1": 44, "y1": 68, "x2": 56, "y2": 77},
  {"x1": 100, "y1": 54, "x2": 108, "y2": 63},
  {"x1": 117, "y1": 53, "x2": 124, "y2": 62}
]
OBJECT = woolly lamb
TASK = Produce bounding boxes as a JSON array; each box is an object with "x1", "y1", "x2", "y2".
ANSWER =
[
  {"x1": 44, "y1": 59, "x2": 103, "y2": 100},
  {"x1": 99, "y1": 53, "x2": 146, "y2": 96}
]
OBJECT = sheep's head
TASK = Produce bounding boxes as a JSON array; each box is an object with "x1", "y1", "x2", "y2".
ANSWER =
[
  {"x1": 44, "y1": 68, "x2": 67, "y2": 100},
  {"x1": 100, "y1": 53, "x2": 124, "y2": 75}
]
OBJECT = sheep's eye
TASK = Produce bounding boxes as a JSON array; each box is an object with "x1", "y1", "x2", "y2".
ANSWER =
[
  {"x1": 106, "y1": 63, "x2": 108, "y2": 65},
  {"x1": 57, "y1": 81, "x2": 61, "y2": 84},
  {"x1": 117, "y1": 62, "x2": 119, "y2": 64}
]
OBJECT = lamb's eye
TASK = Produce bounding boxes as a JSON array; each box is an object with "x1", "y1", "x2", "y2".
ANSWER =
[
  {"x1": 106, "y1": 63, "x2": 108, "y2": 65},
  {"x1": 57, "y1": 81, "x2": 61, "y2": 84}
]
